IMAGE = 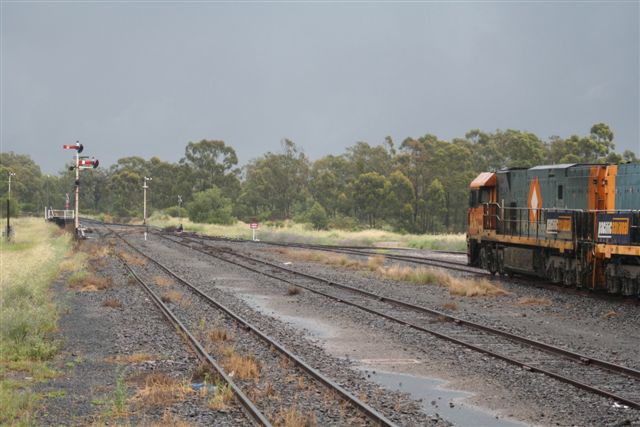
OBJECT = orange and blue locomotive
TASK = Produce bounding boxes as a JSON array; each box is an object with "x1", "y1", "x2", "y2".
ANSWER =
[{"x1": 467, "y1": 163, "x2": 640, "y2": 296}]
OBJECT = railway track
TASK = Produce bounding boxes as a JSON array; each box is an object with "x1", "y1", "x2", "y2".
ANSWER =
[
  {"x1": 159, "y1": 231, "x2": 640, "y2": 411},
  {"x1": 101, "y1": 224, "x2": 398, "y2": 427}
]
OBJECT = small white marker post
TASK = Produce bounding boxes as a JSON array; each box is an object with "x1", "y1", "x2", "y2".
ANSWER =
[{"x1": 250, "y1": 222, "x2": 258, "y2": 241}]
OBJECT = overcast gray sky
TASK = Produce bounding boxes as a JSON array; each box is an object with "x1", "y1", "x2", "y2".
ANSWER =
[{"x1": 2, "y1": 1, "x2": 638, "y2": 174}]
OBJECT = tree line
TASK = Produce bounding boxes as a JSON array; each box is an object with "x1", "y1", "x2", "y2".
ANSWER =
[{"x1": 1, "y1": 123, "x2": 637, "y2": 233}]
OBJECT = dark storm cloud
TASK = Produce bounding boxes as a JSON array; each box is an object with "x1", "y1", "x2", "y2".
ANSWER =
[{"x1": 1, "y1": 2, "x2": 638, "y2": 173}]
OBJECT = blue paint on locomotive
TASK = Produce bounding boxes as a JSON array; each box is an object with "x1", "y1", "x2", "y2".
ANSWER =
[{"x1": 615, "y1": 163, "x2": 640, "y2": 210}]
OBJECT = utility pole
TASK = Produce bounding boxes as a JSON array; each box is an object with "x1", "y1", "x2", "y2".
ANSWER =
[
  {"x1": 143, "y1": 177, "x2": 152, "y2": 241},
  {"x1": 6, "y1": 171, "x2": 15, "y2": 241},
  {"x1": 143, "y1": 177, "x2": 152, "y2": 225},
  {"x1": 177, "y1": 195, "x2": 183, "y2": 230}
]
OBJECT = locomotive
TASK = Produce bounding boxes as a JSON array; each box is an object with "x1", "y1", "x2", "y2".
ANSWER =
[{"x1": 467, "y1": 163, "x2": 640, "y2": 296}]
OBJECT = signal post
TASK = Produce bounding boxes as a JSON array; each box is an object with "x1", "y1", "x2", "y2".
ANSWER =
[{"x1": 63, "y1": 142, "x2": 99, "y2": 238}]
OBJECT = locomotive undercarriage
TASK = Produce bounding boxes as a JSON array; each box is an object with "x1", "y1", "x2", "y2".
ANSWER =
[{"x1": 470, "y1": 240, "x2": 640, "y2": 297}]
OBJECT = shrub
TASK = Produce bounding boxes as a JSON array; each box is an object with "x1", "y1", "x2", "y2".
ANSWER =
[
  {"x1": 187, "y1": 187, "x2": 234, "y2": 225},
  {"x1": 164, "y1": 205, "x2": 188, "y2": 218}
]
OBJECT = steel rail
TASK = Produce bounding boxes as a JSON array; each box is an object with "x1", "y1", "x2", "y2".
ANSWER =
[
  {"x1": 106, "y1": 225, "x2": 397, "y2": 427},
  {"x1": 162, "y1": 232, "x2": 640, "y2": 410},
  {"x1": 114, "y1": 252, "x2": 272, "y2": 426}
]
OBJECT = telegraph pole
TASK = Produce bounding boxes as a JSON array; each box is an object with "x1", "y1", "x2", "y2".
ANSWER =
[
  {"x1": 6, "y1": 171, "x2": 15, "y2": 241},
  {"x1": 177, "y1": 195, "x2": 183, "y2": 231},
  {"x1": 143, "y1": 177, "x2": 152, "y2": 240}
]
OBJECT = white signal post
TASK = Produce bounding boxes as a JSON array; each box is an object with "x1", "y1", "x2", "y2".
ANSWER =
[
  {"x1": 250, "y1": 222, "x2": 259, "y2": 241},
  {"x1": 63, "y1": 141, "x2": 98, "y2": 239},
  {"x1": 143, "y1": 177, "x2": 152, "y2": 240}
]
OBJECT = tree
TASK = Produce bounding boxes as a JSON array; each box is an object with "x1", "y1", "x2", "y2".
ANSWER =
[
  {"x1": 240, "y1": 140, "x2": 309, "y2": 219},
  {"x1": 352, "y1": 172, "x2": 390, "y2": 228},
  {"x1": 181, "y1": 140, "x2": 240, "y2": 197},
  {"x1": 425, "y1": 179, "x2": 447, "y2": 232},
  {"x1": 307, "y1": 201, "x2": 329, "y2": 230},
  {"x1": 187, "y1": 186, "x2": 234, "y2": 224},
  {"x1": 386, "y1": 170, "x2": 415, "y2": 231}
]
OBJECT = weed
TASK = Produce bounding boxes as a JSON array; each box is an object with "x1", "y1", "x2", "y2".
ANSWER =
[
  {"x1": 209, "y1": 328, "x2": 232, "y2": 343},
  {"x1": 208, "y1": 382, "x2": 233, "y2": 411},
  {"x1": 442, "y1": 302, "x2": 458, "y2": 311},
  {"x1": 103, "y1": 298, "x2": 122, "y2": 308},
  {"x1": 603, "y1": 310, "x2": 618, "y2": 319},
  {"x1": 517, "y1": 297, "x2": 552, "y2": 306},
  {"x1": 113, "y1": 367, "x2": 128, "y2": 415},
  {"x1": 119, "y1": 251, "x2": 147, "y2": 266},
  {"x1": 287, "y1": 286, "x2": 301, "y2": 296},
  {"x1": 276, "y1": 404, "x2": 317, "y2": 427},
  {"x1": 44, "y1": 390, "x2": 66, "y2": 398},
  {"x1": 367, "y1": 255, "x2": 386, "y2": 271},
  {"x1": 222, "y1": 353, "x2": 260, "y2": 380},
  {"x1": 191, "y1": 363, "x2": 216, "y2": 383},
  {"x1": 448, "y1": 278, "x2": 508, "y2": 297},
  {"x1": 132, "y1": 373, "x2": 191, "y2": 407},
  {"x1": 161, "y1": 290, "x2": 183, "y2": 304},
  {"x1": 153, "y1": 275, "x2": 174, "y2": 287},
  {"x1": 109, "y1": 353, "x2": 156, "y2": 364}
]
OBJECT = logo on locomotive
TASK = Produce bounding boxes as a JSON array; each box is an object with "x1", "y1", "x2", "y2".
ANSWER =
[{"x1": 597, "y1": 214, "x2": 631, "y2": 243}]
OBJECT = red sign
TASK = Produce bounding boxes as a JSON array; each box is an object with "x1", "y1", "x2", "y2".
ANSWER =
[{"x1": 250, "y1": 223, "x2": 258, "y2": 229}]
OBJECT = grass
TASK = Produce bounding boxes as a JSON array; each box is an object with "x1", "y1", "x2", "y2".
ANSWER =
[
  {"x1": 147, "y1": 214, "x2": 466, "y2": 251},
  {"x1": 103, "y1": 298, "x2": 123, "y2": 308},
  {"x1": 153, "y1": 275, "x2": 174, "y2": 287},
  {"x1": 222, "y1": 352, "x2": 260, "y2": 380},
  {"x1": 0, "y1": 218, "x2": 74, "y2": 424},
  {"x1": 517, "y1": 297, "x2": 552, "y2": 306},
  {"x1": 132, "y1": 373, "x2": 191, "y2": 408},
  {"x1": 275, "y1": 404, "x2": 318, "y2": 427},
  {"x1": 108, "y1": 353, "x2": 157, "y2": 364},
  {"x1": 160, "y1": 290, "x2": 183, "y2": 304},
  {"x1": 113, "y1": 367, "x2": 128, "y2": 415},
  {"x1": 442, "y1": 302, "x2": 458, "y2": 311},
  {"x1": 277, "y1": 248, "x2": 508, "y2": 297},
  {"x1": 69, "y1": 271, "x2": 112, "y2": 292},
  {"x1": 208, "y1": 382, "x2": 233, "y2": 411},
  {"x1": 208, "y1": 328, "x2": 233, "y2": 343},
  {"x1": 287, "y1": 286, "x2": 301, "y2": 296}
]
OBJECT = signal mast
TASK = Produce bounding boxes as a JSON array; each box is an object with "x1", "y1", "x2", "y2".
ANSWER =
[{"x1": 63, "y1": 141, "x2": 99, "y2": 238}]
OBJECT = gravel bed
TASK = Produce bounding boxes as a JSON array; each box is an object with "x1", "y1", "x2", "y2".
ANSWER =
[
  {"x1": 36, "y1": 233, "x2": 245, "y2": 426},
  {"x1": 121, "y1": 230, "x2": 451, "y2": 426},
  {"x1": 236, "y1": 240, "x2": 640, "y2": 369},
  {"x1": 115, "y1": 241, "x2": 376, "y2": 426},
  {"x1": 156, "y1": 234, "x2": 640, "y2": 427}
]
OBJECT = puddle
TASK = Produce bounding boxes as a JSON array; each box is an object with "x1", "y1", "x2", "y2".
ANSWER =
[
  {"x1": 362, "y1": 369, "x2": 526, "y2": 427},
  {"x1": 236, "y1": 292, "x2": 338, "y2": 339}
]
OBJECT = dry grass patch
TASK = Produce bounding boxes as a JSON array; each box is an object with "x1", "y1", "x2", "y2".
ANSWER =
[
  {"x1": 109, "y1": 353, "x2": 157, "y2": 364},
  {"x1": 119, "y1": 251, "x2": 147, "y2": 266},
  {"x1": 132, "y1": 373, "x2": 192, "y2": 407},
  {"x1": 378, "y1": 264, "x2": 449, "y2": 285},
  {"x1": 153, "y1": 275, "x2": 174, "y2": 287},
  {"x1": 448, "y1": 277, "x2": 508, "y2": 297},
  {"x1": 161, "y1": 290, "x2": 183, "y2": 304},
  {"x1": 275, "y1": 404, "x2": 318, "y2": 427},
  {"x1": 517, "y1": 297, "x2": 552, "y2": 306},
  {"x1": 287, "y1": 286, "x2": 301, "y2": 296},
  {"x1": 103, "y1": 298, "x2": 122, "y2": 308},
  {"x1": 603, "y1": 310, "x2": 618, "y2": 319},
  {"x1": 442, "y1": 302, "x2": 458, "y2": 311},
  {"x1": 209, "y1": 328, "x2": 233, "y2": 343},
  {"x1": 222, "y1": 352, "x2": 260, "y2": 380},
  {"x1": 86, "y1": 244, "x2": 112, "y2": 260},
  {"x1": 367, "y1": 255, "x2": 386, "y2": 271},
  {"x1": 145, "y1": 411, "x2": 194, "y2": 427},
  {"x1": 68, "y1": 271, "x2": 112, "y2": 292}
]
